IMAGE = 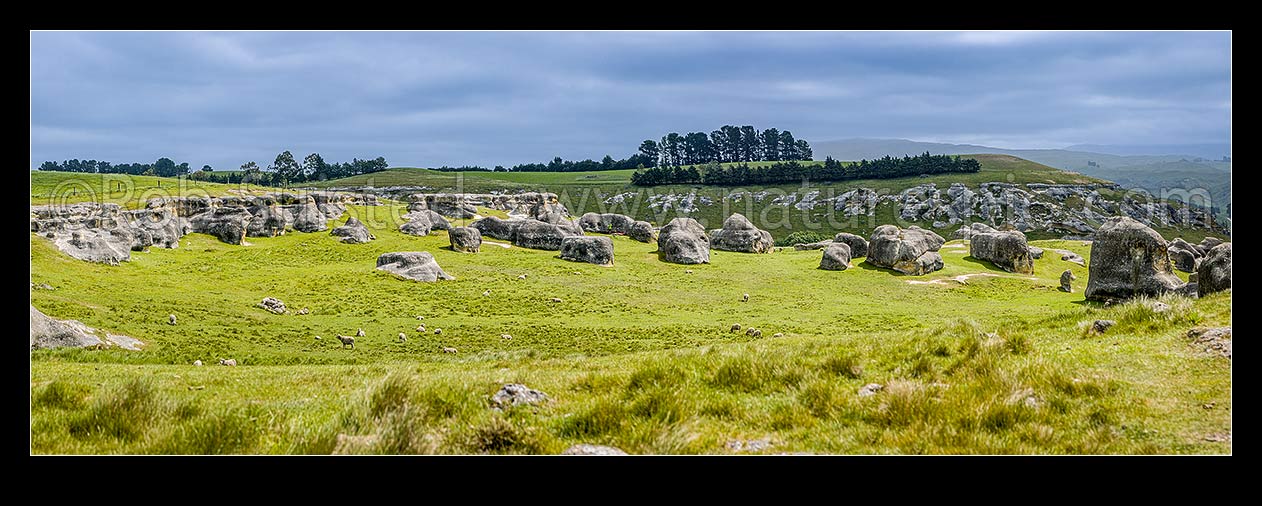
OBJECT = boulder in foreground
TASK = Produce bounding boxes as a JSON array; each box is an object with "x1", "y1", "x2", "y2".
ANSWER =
[
  {"x1": 377, "y1": 251, "x2": 454, "y2": 282},
  {"x1": 657, "y1": 217, "x2": 710, "y2": 264},
  {"x1": 1084, "y1": 217, "x2": 1186, "y2": 302}
]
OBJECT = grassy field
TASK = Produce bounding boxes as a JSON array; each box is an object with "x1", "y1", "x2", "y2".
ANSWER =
[
  {"x1": 29, "y1": 198, "x2": 1231, "y2": 454},
  {"x1": 30, "y1": 172, "x2": 268, "y2": 208}
]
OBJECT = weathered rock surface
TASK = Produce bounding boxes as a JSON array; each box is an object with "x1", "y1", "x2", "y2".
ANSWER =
[
  {"x1": 489, "y1": 383, "x2": 549, "y2": 409},
  {"x1": 1028, "y1": 246, "x2": 1044, "y2": 259},
  {"x1": 819, "y1": 242, "x2": 852, "y2": 271},
  {"x1": 471, "y1": 216, "x2": 522, "y2": 242},
  {"x1": 291, "y1": 198, "x2": 328, "y2": 233},
  {"x1": 560, "y1": 236, "x2": 614, "y2": 265},
  {"x1": 422, "y1": 210, "x2": 450, "y2": 231},
  {"x1": 513, "y1": 219, "x2": 583, "y2": 250},
  {"x1": 448, "y1": 226, "x2": 482, "y2": 253},
  {"x1": 1060, "y1": 270, "x2": 1076, "y2": 292},
  {"x1": 970, "y1": 229, "x2": 1034, "y2": 274},
  {"x1": 30, "y1": 305, "x2": 103, "y2": 349},
  {"x1": 376, "y1": 251, "x2": 454, "y2": 282},
  {"x1": 710, "y1": 213, "x2": 773, "y2": 253},
  {"x1": 1197, "y1": 243, "x2": 1231, "y2": 296},
  {"x1": 579, "y1": 213, "x2": 636, "y2": 234},
  {"x1": 794, "y1": 240, "x2": 833, "y2": 251},
  {"x1": 259, "y1": 297, "x2": 287, "y2": 314},
  {"x1": 628, "y1": 220, "x2": 656, "y2": 243},
  {"x1": 1186, "y1": 327, "x2": 1231, "y2": 359},
  {"x1": 867, "y1": 225, "x2": 945, "y2": 275},
  {"x1": 189, "y1": 207, "x2": 251, "y2": 245},
  {"x1": 406, "y1": 192, "x2": 568, "y2": 220},
  {"x1": 833, "y1": 232, "x2": 869, "y2": 258},
  {"x1": 246, "y1": 198, "x2": 287, "y2": 238},
  {"x1": 657, "y1": 217, "x2": 711, "y2": 264},
  {"x1": 1084, "y1": 217, "x2": 1186, "y2": 302},
  {"x1": 399, "y1": 212, "x2": 432, "y2": 236},
  {"x1": 1168, "y1": 238, "x2": 1202, "y2": 273},
  {"x1": 329, "y1": 216, "x2": 375, "y2": 244}
]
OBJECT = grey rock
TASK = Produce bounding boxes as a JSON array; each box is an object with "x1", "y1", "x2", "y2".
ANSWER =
[
  {"x1": 1084, "y1": 217, "x2": 1187, "y2": 302},
  {"x1": 867, "y1": 225, "x2": 945, "y2": 275},
  {"x1": 399, "y1": 212, "x2": 432, "y2": 236},
  {"x1": 1197, "y1": 243, "x2": 1231, "y2": 296},
  {"x1": 246, "y1": 202, "x2": 287, "y2": 238},
  {"x1": 579, "y1": 212, "x2": 636, "y2": 234},
  {"x1": 1091, "y1": 319, "x2": 1116, "y2": 333},
  {"x1": 259, "y1": 297, "x2": 287, "y2": 314},
  {"x1": 657, "y1": 217, "x2": 711, "y2": 264},
  {"x1": 1029, "y1": 246, "x2": 1044, "y2": 259},
  {"x1": 448, "y1": 226, "x2": 482, "y2": 253},
  {"x1": 513, "y1": 219, "x2": 583, "y2": 250},
  {"x1": 710, "y1": 213, "x2": 773, "y2": 253},
  {"x1": 1168, "y1": 238, "x2": 1201, "y2": 273},
  {"x1": 819, "y1": 242, "x2": 852, "y2": 271},
  {"x1": 1060, "y1": 269, "x2": 1076, "y2": 293},
  {"x1": 376, "y1": 251, "x2": 454, "y2": 282},
  {"x1": 291, "y1": 199, "x2": 328, "y2": 233},
  {"x1": 833, "y1": 232, "x2": 869, "y2": 258},
  {"x1": 329, "y1": 216, "x2": 375, "y2": 244},
  {"x1": 628, "y1": 220, "x2": 656, "y2": 243},
  {"x1": 1061, "y1": 251, "x2": 1086, "y2": 266},
  {"x1": 858, "y1": 383, "x2": 884, "y2": 397},
  {"x1": 490, "y1": 383, "x2": 549, "y2": 409},
  {"x1": 560, "y1": 236, "x2": 614, "y2": 265},
  {"x1": 190, "y1": 207, "x2": 251, "y2": 245},
  {"x1": 471, "y1": 216, "x2": 522, "y2": 242},
  {"x1": 30, "y1": 305, "x2": 103, "y2": 349},
  {"x1": 422, "y1": 210, "x2": 450, "y2": 231},
  {"x1": 561, "y1": 444, "x2": 628, "y2": 456},
  {"x1": 970, "y1": 229, "x2": 1034, "y2": 274},
  {"x1": 1186, "y1": 327, "x2": 1231, "y2": 359},
  {"x1": 1197, "y1": 237, "x2": 1224, "y2": 255},
  {"x1": 794, "y1": 240, "x2": 833, "y2": 251}
]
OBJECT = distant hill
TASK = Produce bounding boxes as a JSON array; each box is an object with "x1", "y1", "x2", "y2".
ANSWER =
[
  {"x1": 812, "y1": 138, "x2": 1231, "y2": 222},
  {"x1": 1065, "y1": 143, "x2": 1230, "y2": 159}
]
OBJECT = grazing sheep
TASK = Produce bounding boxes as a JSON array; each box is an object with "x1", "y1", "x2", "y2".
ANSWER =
[
  {"x1": 745, "y1": 327, "x2": 757, "y2": 336},
  {"x1": 434, "y1": 328, "x2": 443, "y2": 335},
  {"x1": 750, "y1": 329, "x2": 763, "y2": 338},
  {"x1": 518, "y1": 274, "x2": 527, "y2": 280},
  {"x1": 550, "y1": 297, "x2": 562, "y2": 303},
  {"x1": 483, "y1": 290, "x2": 491, "y2": 297},
  {"x1": 314, "y1": 335, "x2": 322, "y2": 340},
  {"x1": 730, "y1": 323, "x2": 742, "y2": 333},
  {"x1": 219, "y1": 358, "x2": 237, "y2": 366},
  {"x1": 168, "y1": 314, "x2": 177, "y2": 325},
  {"x1": 442, "y1": 347, "x2": 458, "y2": 354},
  {"x1": 501, "y1": 334, "x2": 512, "y2": 340},
  {"x1": 416, "y1": 325, "x2": 426, "y2": 333},
  {"x1": 742, "y1": 293, "x2": 750, "y2": 302},
  {"x1": 335, "y1": 335, "x2": 355, "y2": 349},
  {"x1": 298, "y1": 307, "x2": 310, "y2": 315},
  {"x1": 193, "y1": 360, "x2": 203, "y2": 366},
  {"x1": 356, "y1": 328, "x2": 365, "y2": 337},
  {"x1": 398, "y1": 332, "x2": 408, "y2": 343},
  {"x1": 772, "y1": 333, "x2": 784, "y2": 338},
  {"x1": 685, "y1": 269, "x2": 693, "y2": 274},
  {"x1": 416, "y1": 315, "x2": 425, "y2": 320}
]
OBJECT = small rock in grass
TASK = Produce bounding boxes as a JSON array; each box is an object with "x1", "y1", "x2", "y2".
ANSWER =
[
  {"x1": 858, "y1": 383, "x2": 884, "y2": 397},
  {"x1": 490, "y1": 383, "x2": 549, "y2": 409}
]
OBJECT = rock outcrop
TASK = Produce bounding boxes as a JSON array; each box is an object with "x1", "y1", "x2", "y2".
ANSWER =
[
  {"x1": 1197, "y1": 243, "x2": 1231, "y2": 296},
  {"x1": 291, "y1": 198, "x2": 328, "y2": 233},
  {"x1": 259, "y1": 297, "x2": 287, "y2": 314},
  {"x1": 560, "y1": 236, "x2": 614, "y2": 266},
  {"x1": 513, "y1": 219, "x2": 583, "y2": 250},
  {"x1": 399, "y1": 212, "x2": 432, "y2": 236},
  {"x1": 657, "y1": 217, "x2": 711, "y2": 264},
  {"x1": 833, "y1": 232, "x2": 869, "y2": 258},
  {"x1": 969, "y1": 229, "x2": 1034, "y2": 274},
  {"x1": 189, "y1": 207, "x2": 251, "y2": 245},
  {"x1": 1084, "y1": 217, "x2": 1186, "y2": 302},
  {"x1": 819, "y1": 242, "x2": 852, "y2": 271},
  {"x1": 471, "y1": 216, "x2": 522, "y2": 242},
  {"x1": 490, "y1": 383, "x2": 549, "y2": 409},
  {"x1": 579, "y1": 213, "x2": 636, "y2": 235},
  {"x1": 628, "y1": 220, "x2": 656, "y2": 243},
  {"x1": 329, "y1": 216, "x2": 375, "y2": 244},
  {"x1": 449, "y1": 226, "x2": 482, "y2": 253},
  {"x1": 422, "y1": 210, "x2": 450, "y2": 231},
  {"x1": 866, "y1": 225, "x2": 946, "y2": 275},
  {"x1": 710, "y1": 213, "x2": 773, "y2": 253},
  {"x1": 30, "y1": 305, "x2": 103, "y2": 349},
  {"x1": 1168, "y1": 238, "x2": 1202, "y2": 273},
  {"x1": 376, "y1": 251, "x2": 454, "y2": 282}
]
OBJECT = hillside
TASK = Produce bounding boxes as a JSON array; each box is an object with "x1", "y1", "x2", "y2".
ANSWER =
[
  {"x1": 30, "y1": 171, "x2": 269, "y2": 207},
  {"x1": 29, "y1": 200, "x2": 1231, "y2": 454},
  {"x1": 812, "y1": 138, "x2": 1232, "y2": 223}
]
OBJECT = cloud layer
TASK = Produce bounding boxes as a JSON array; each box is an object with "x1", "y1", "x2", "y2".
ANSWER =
[{"x1": 30, "y1": 31, "x2": 1231, "y2": 169}]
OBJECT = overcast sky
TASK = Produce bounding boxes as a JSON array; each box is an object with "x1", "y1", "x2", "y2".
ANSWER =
[{"x1": 29, "y1": 31, "x2": 1231, "y2": 169}]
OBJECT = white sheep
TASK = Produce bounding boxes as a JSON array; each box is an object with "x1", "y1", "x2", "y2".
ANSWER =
[
  {"x1": 730, "y1": 323, "x2": 742, "y2": 333},
  {"x1": 501, "y1": 334, "x2": 512, "y2": 340},
  {"x1": 750, "y1": 329, "x2": 763, "y2": 338},
  {"x1": 742, "y1": 293, "x2": 750, "y2": 302},
  {"x1": 442, "y1": 346, "x2": 458, "y2": 354},
  {"x1": 745, "y1": 327, "x2": 758, "y2": 336},
  {"x1": 483, "y1": 290, "x2": 491, "y2": 296},
  {"x1": 193, "y1": 360, "x2": 203, "y2": 366},
  {"x1": 398, "y1": 332, "x2": 408, "y2": 343},
  {"x1": 518, "y1": 274, "x2": 527, "y2": 280},
  {"x1": 356, "y1": 328, "x2": 365, "y2": 337},
  {"x1": 314, "y1": 335, "x2": 322, "y2": 340},
  {"x1": 772, "y1": 333, "x2": 784, "y2": 338},
  {"x1": 550, "y1": 297, "x2": 562, "y2": 303},
  {"x1": 219, "y1": 358, "x2": 237, "y2": 366},
  {"x1": 416, "y1": 325, "x2": 426, "y2": 333},
  {"x1": 685, "y1": 269, "x2": 694, "y2": 274},
  {"x1": 168, "y1": 314, "x2": 177, "y2": 325},
  {"x1": 416, "y1": 315, "x2": 425, "y2": 320},
  {"x1": 434, "y1": 328, "x2": 443, "y2": 335},
  {"x1": 336, "y1": 335, "x2": 355, "y2": 349}
]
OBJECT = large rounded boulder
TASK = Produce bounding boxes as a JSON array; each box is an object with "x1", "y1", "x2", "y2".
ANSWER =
[
  {"x1": 560, "y1": 236, "x2": 614, "y2": 266},
  {"x1": 449, "y1": 226, "x2": 482, "y2": 253},
  {"x1": 1084, "y1": 217, "x2": 1186, "y2": 302},
  {"x1": 579, "y1": 213, "x2": 636, "y2": 235},
  {"x1": 330, "y1": 216, "x2": 375, "y2": 244},
  {"x1": 710, "y1": 213, "x2": 773, "y2": 253},
  {"x1": 399, "y1": 212, "x2": 433, "y2": 236},
  {"x1": 628, "y1": 220, "x2": 656, "y2": 243},
  {"x1": 1197, "y1": 243, "x2": 1231, "y2": 296},
  {"x1": 190, "y1": 207, "x2": 252, "y2": 245},
  {"x1": 513, "y1": 219, "x2": 583, "y2": 250},
  {"x1": 969, "y1": 229, "x2": 1034, "y2": 274},
  {"x1": 866, "y1": 225, "x2": 946, "y2": 275},
  {"x1": 376, "y1": 252, "x2": 454, "y2": 282},
  {"x1": 819, "y1": 242, "x2": 852, "y2": 271},
  {"x1": 291, "y1": 198, "x2": 328, "y2": 233},
  {"x1": 471, "y1": 216, "x2": 521, "y2": 242},
  {"x1": 657, "y1": 217, "x2": 710, "y2": 264},
  {"x1": 833, "y1": 232, "x2": 869, "y2": 258},
  {"x1": 1168, "y1": 238, "x2": 1202, "y2": 273}
]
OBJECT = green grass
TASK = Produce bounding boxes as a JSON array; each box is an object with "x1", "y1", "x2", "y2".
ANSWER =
[
  {"x1": 30, "y1": 199, "x2": 1232, "y2": 453},
  {"x1": 30, "y1": 171, "x2": 271, "y2": 208}
]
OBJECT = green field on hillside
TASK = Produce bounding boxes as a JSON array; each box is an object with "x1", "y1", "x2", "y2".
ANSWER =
[
  {"x1": 30, "y1": 200, "x2": 1230, "y2": 454},
  {"x1": 30, "y1": 172, "x2": 267, "y2": 208}
]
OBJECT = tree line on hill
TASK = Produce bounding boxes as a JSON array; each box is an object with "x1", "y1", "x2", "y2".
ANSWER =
[
  {"x1": 629, "y1": 152, "x2": 981, "y2": 186},
  {"x1": 37, "y1": 152, "x2": 388, "y2": 186}
]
